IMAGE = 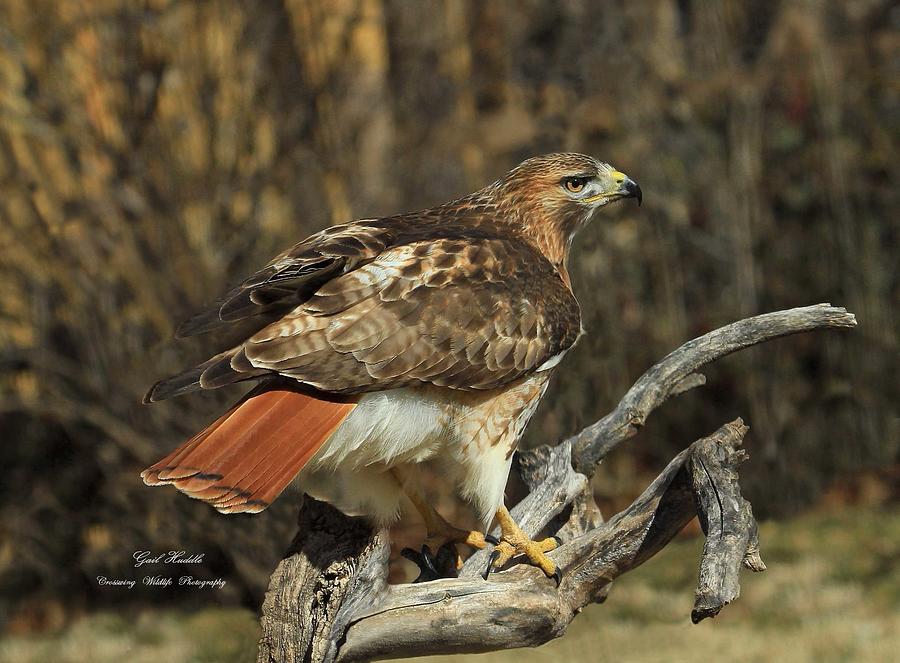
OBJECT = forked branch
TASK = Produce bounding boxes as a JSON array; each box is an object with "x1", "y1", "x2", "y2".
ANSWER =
[{"x1": 256, "y1": 304, "x2": 856, "y2": 662}]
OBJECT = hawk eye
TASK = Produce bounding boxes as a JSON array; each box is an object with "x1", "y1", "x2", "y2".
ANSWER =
[{"x1": 563, "y1": 177, "x2": 587, "y2": 194}]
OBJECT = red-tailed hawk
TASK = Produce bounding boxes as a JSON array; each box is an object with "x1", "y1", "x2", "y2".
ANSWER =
[{"x1": 142, "y1": 153, "x2": 641, "y2": 581}]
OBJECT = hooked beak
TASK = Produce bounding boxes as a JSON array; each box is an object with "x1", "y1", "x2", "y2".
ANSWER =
[
  {"x1": 620, "y1": 177, "x2": 642, "y2": 206},
  {"x1": 583, "y1": 171, "x2": 643, "y2": 207}
]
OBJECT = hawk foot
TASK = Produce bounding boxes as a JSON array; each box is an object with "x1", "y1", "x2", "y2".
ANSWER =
[
  {"x1": 483, "y1": 536, "x2": 561, "y2": 585},
  {"x1": 482, "y1": 506, "x2": 562, "y2": 585},
  {"x1": 424, "y1": 526, "x2": 498, "y2": 556},
  {"x1": 402, "y1": 526, "x2": 499, "y2": 583},
  {"x1": 401, "y1": 544, "x2": 459, "y2": 583},
  {"x1": 398, "y1": 479, "x2": 496, "y2": 577}
]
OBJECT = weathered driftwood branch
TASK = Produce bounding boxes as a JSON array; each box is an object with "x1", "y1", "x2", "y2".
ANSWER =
[
  {"x1": 570, "y1": 304, "x2": 858, "y2": 473},
  {"x1": 256, "y1": 304, "x2": 856, "y2": 662},
  {"x1": 688, "y1": 420, "x2": 766, "y2": 622}
]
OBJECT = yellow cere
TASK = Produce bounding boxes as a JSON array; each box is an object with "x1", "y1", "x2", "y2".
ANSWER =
[{"x1": 582, "y1": 170, "x2": 628, "y2": 204}]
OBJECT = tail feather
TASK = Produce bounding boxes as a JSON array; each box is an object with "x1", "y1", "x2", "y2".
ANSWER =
[
  {"x1": 144, "y1": 408, "x2": 233, "y2": 484},
  {"x1": 142, "y1": 385, "x2": 357, "y2": 513}
]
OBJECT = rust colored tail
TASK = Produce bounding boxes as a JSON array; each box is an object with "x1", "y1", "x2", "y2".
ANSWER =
[{"x1": 142, "y1": 386, "x2": 356, "y2": 513}]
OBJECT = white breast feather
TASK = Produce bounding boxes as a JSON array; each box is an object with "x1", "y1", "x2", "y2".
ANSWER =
[
  {"x1": 299, "y1": 376, "x2": 548, "y2": 527},
  {"x1": 309, "y1": 389, "x2": 447, "y2": 470}
]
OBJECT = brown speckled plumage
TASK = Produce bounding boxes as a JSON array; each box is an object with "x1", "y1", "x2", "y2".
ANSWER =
[{"x1": 142, "y1": 153, "x2": 640, "y2": 523}]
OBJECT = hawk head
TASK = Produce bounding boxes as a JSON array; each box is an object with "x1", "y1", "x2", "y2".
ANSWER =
[{"x1": 496, "y1": 153, "x2": 642, "y2": 269}]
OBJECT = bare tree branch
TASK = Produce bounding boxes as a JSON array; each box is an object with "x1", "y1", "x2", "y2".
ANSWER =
[
  {"x1": 688, "y1": 419, "x2": 766, "y2": 622},
  {"x1": 337, "y1": 420, "x2": 754, "y2": 660},
  {"x1": 256, "y1": 304, "x2": 857, "y2": 662},
  {"x1": 256, "y1": 501, "x2": 385, "y2": 663},
  {"x1": 570, "y1": 303, "x2": 856, "y2": 473}
]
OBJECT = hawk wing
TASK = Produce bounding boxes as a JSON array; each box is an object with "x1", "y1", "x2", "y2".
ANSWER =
[
  {"x1": 145, "y1": 229, "x2": 581, "y2": 401},
  {"x1": 174, "y1": 222, "x2": 391, "y2": 338}
]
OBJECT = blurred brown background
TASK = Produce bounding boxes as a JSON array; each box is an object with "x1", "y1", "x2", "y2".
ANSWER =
[{"x1": 0, "y1": 0, "x2": 897, "y2": 654}]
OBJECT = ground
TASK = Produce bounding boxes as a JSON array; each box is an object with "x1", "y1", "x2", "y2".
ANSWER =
[{"x1": 2, "y1": 506, "x2": 898, "y2": 663}]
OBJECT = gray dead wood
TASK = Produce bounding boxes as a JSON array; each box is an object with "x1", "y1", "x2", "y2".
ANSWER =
[{"x1": 256, "y1": 304, "x2": 856, "y2": 662}]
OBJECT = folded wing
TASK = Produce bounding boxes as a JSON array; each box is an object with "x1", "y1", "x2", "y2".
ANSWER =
[{"x1": 147, "y1": 236, "x2": 581, "y2": 401}]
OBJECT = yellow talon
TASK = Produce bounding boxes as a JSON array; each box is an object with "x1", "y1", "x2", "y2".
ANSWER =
[
  {"x1": 424, "y1": 525, "x2": 492, "y2": 555},
  {"x1": 485, "y1": 506, "x2": 561, "y2": 582}
]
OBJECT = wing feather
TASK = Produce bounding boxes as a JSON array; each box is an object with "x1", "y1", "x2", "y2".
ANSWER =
[
  {"x1": 148, "y1": 224, "x2": 582, "y2": 402},
  {"x1": 242, "y1": 237, "x2": 581, "y2": 392},
  {"x1": 174, "y1": 224, "x2": 387, "y2": 339}
]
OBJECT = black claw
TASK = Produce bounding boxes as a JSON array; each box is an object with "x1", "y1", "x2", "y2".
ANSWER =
[
  {"x1": 482, "y1": 549, "x2": 502, "y2": 580},
  {"x1": 484, "y1": 533, "x2": 500, "y2": 545},
  {"x1": 552, "y1": 535, "x2": 563, "y2": 547},
  {"x1": 401, "y1": 545, "x2": 443, "y2": 583},
  {"x1": 433, "y1": 543, "x2": 460, "y2": 578},
  {"x1": 489, "y1": 549, "x2": 502, "y2": 568},
  {"x1": 551, "y1": 568, "x2": 562, "y2": 587},
  {"x1": 420, "y1": 545, "x2": 439, "y2": 577}
]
